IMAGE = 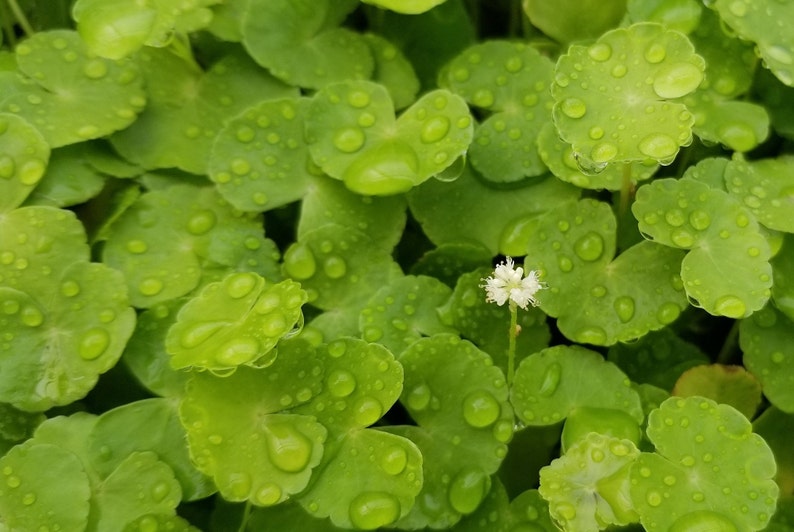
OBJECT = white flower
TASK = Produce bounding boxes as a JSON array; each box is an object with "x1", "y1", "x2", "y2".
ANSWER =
[{"x1": 481, "y1": 257, "x2": 545, "y2": 310}]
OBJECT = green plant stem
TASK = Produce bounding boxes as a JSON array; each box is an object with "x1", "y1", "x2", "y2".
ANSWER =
[
  {"x1": 507, "y1": 301, "x2": 518, "y2": 387},
  {"x1": 619, "y1": 162, "x2": 633, "y2": 218},
  {"x1": 717, "y1": 320, "x2": 741, "y2": 365},
  {"x1": 237, "y1": 500, "x2": 252, "y2": 532},
  {"x1": 6, "y1": 0, "x2": 34, "y2": 37}
]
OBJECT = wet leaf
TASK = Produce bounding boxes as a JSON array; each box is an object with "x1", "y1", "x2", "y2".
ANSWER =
[{"x1": 0, "y1": 113, "x2": 49, "y2": 212}]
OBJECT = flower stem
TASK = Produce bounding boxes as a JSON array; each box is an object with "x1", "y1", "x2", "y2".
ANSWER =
[
  {"x1": 237, "y1": 500, "x2": 252, "y2": 532},
  {"x1": 619, "y1": 162, "x2": 633, "y2": 218},
  {"x1": 507, "y1": 301, "x2": 518, "y2": 387}
]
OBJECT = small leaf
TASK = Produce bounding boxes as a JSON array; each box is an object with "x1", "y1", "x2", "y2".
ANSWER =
[
  {"x1": 672, "y1": 364, "x2": 762, "y2": 419},
  {"x1": 539, "y1": 433, "x2": 641, "y2": 531},
  {"x1": 306, "y1": 80, "x2": 473, "y2": 195},
  {"x1": 166, "y1": 272, "x2": 307, "y2": 371},
  {"x1": 633, "y1": 177, "x2": 772, "y2": 318},
  {"x1": 363, "y1": 33, "x2": 420, "y2": 109},
  {"x1": 0, "y1": 113, "x2": 49, "y2": 212},
  {"x1": 512, "y1": 345, "x2": 643, "y2": 426},
  {"x1": 552, "y1": 23, "x2": 704, "y2": 168},
  {"x1": 723, "y1": 156, "x2": 794, "y2": 233},
  {"x1": 631, "y1": 396, "x2": 778, "y2": 531}
]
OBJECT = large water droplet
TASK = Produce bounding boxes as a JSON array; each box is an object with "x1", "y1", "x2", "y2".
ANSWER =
[
  {"x1": 657, "y1": 302, "x2": 681, "y2": 325},
  {"x1": 354, "y1": 397, "x2": 383, "y2": 426},
  {"x1": 405, "y1": 384, "x2": 431, "y2": 411},
  {"x1": 638, "y1": 133, "x2": 677, "y2": 160},
  {"x1": 226, "y1": 471, "x2": 252, "y2": 499},
  {"x1": 614, "y1": 296, "x2": 635, "y2": 323},
  {"x1": 420, "y1": 116, "x2": 450, "y2": 143},
  {"x1": 181, "y1": 321, "x2": 225, "y2": 348},
  {"x1": 671, "y1": 228, "x2": 695, "y2": 248},
  {"x1": 669, "y1": 510, "x2": 738, "y2": 532},
  {"x1": 79, "y1": 328, "x2": 110, "y2": 360},
  {"x1": 83, "y1": 59, "x2": 108, "y2": 79},
  {"x1": 18, "y1": 159, "x2": 45, "y2": 186},
  {"x1": 646, "y1": 490, "x2": 663, "y2": 507},
  {"x1": 380, "y1": 446, "x2": 408, "y2": 476},
  {"x1": 644, "y1": 43, "x2": 667, "y2": 64},
  {"x1": 462, "y1": 390, "x2": 501, "y2": 428},
  {"x1": 589, "y1": 142, "x2": 618, "y2": 164},
  {"x1": 284, "y1": 243, "x2": 317, "y2": 280},
  {"x1": 264, "y1": 421, "x2": 313, "y2": 473},
  {"x1": 539, "y1": 363, "x2": 562, "y2": 397},
  {"x1": 349, "y1": 491, "x2": 400, "y2": 530},
  {"x1": 448, "y1": 468, "x2": 489, "y2": 514},
  {"x1": 653, "y1": 63, "x2": 703, "y2": 99},
  {"x1": 224, "y1": 272, "x2": 258, "y2": 299},
  {"x1": 323, "y1": 255, "x2": 347, "y2": 279},
  {"x1": 215, "y1": 337, "x2": 261, "y2": 366},
  {"x1": 138, "y1": 278, "x2": 164, "y2": 296},
  {"x1": 560, "y1": 98, "x2": 587, "y2": 119},
  {"x1": 715, "y1": 295, "x2": 747, "y2": 318},
  {"x1": 255, "y1": 482, "x2": 282, "y2": 506},
  {"x1": 327, "y1": 369, "x2": 356, "y2": 398},
  {"x1": 333, "y1": 127, "x2": 365, "y2": 153},
  {"x1": 587, "y1": 43, "x2": 612, "y2": 62},
  {"x1": 689, "y1": 210, "x2": 711, "y2": 231},
  {"x1": 576, "y1": 326, "x2": 607, "y2": 345},
  {"x1": 574, "y1": 232, "x2": 604, "y2": 261}
]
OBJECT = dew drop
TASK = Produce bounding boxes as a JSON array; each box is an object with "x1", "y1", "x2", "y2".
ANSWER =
[
  {"x1": 60, "y1": 280, "x2": 80, "y2": 297},
  {"x1": 215, "y1": 337, "x2": 261, "y2": 366},
  {"x1": 354, "y1": 397, "x2": 383, "y2": 426},
  {"x1": 125, "y1": 239, "x2": 148, "y2": 254},
  {"x1": 83, "y1": 59, "x2": 108, "y2": 79},
  {"x1": 560, "y1": 98, "x2": 587, "y2": 119},
  {"x1": 771, "y1": 351, "x2": 785, "y2": 364},
  {"x1": 766, "y1": 45, "x2": 794, "y2": 65},
  {"x1": 348, "y1": 90, "x2": 371, "y2": 108},
  {"x1": 6, "y1": 475, "x2": 20, "y2": 488},
  {"x1": 639, "y1": 133, "x2": 677, "y2": 160},
  {"x1": 327, "y1": 369, "x2": 356, "y2": 398},
  {"x1": 472, "y1": 89, "x2": 494, "y2": 108},
  {"x1": 226, "y1": 472, "x2": 252, "y2": 499},
  {"x1": 452, "y1": 67, "x2": 470, "y2": 81},
  {"x1": 590, "y1": 285, "x2": 607, "y2": 297},
  {"x1": 610, "y1": 64, "x2": 628, "y2": 78},
  {"x1": 656, "y1": 302, "x2": 680, "y2": 324},
  {"x1": 646, "y1": 490, "x2": 662, "y2": 507},
  {"x1": 539, "y1": 363, "x2": 561, "y2": 397},
  {"x1": 138, "y1": 278, "x2": 163, "y2": 296},
  {"x1": 224, "y1": 272, "x2": 258, "y2": 299},
  {"x1": 589, "y1": 142, "x2": 618, "y2": 164},
  {"x1": 349, "y1": 491, "x2": 400, "y2": 530},
  {"x1": 729, "y1": 0, "x2": 747, "y2": 16},
  {"x1": 715, "y1": 295, "x2": 746, "y2": 319},
  {"x1": 576, "y1": 326, "x2": 607, "y2": 345},
  {"x1": 613, "y1": 296, "x2": 635, "y2": 323},
  {"x1": 406, "y1": 384, "x2": 431, "y2": 411},
  {"x1": 418, "y1": 116, "x2": 450, "y2": 144},
  {"x1": 588, "y1": 126, "x2": 604, "y2": 140},
  {"x1": 323, "y1": 255, "x2": 347, "y2": 279},
  {"x1": 462, "y1": 390, "x2": 500, "y2": 428},
  {"x1": 235, "y1": 126, "x2": 255, "y2": 143},
  {"x1": 588, "y1": 43, "x2": 612, "y2": 62},
  {"x1": 669, "y1": 510, "x2": 738, "y2": 532},
  {"x1": 644, "y1": 43, "x2": 667, "y2": 64},
  {"x1": 255, "y1": 482, "x2": 282, "y2": 506},
  {"x1": 284, "y1": 243, "x2": 317, "y2": 280},
  {"x1": 186, "y1": 210, "x2": 217, "y2": 236},
  {"x1": 21, "y1": 305, "x2": 43, "y2": 327},
  {"x1": 448, "y1": 468, "x2": 489, "y2": 514},
  {"x1": 653, "y1": 63, "x2": 703, "y2": 99},
  {"x1": 79, "y1": 328, "x2": 110, "y2": 360},
  {"x1": 333, "y1": 127, "x2": 365, "y2": 153},
  {"x1": 180, "y1": 321, "x2": 224, "y2": 348},
  {"x1": 381, "y1": 446, "x2": 408, "y2": 476},
  {"x1": 689, "y1": 210, "x2": 711, "y2": 231},
  {"x1": 264, "y1": 421, "x2": 313, "y2": 472},
  {"x1": 21, "y1": 492, "x2": 36, "y2": 505},
  {"x1": 664, "y1": 209, "x2": 685, "y2": 227},
  {"x1": 558, "y1": 256, "x2": 573, "y2": 272},
  {"x1": 671, "y1": 228, "x2": 695, "y2": 248}
]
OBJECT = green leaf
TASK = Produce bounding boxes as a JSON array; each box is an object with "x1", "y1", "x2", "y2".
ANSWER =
[
  {"x1": 408, "y1": 167, "x2": 580, "y2": 256},
  {"x1": 361, "y1": 0, "x2": 447, "y2": 14},
  {"x1": 123, "y1": 513, "x2": 201, "y2": 532},
  {"x1": 672, "y1": 364, "x2": 762, "y2": 419},
  {"x1": 241, "y1": 0, "x2": 372, "y2": 89},
  {"x1": 110, "y1": 50, "x2": 296, "y2": 175},
  {"x1": 631, "y1": 396, "x2": 778, "y2": 532},
  {"x1": 753, "y1": 407, "x2": 794, "y2": 495},
  {"x1": 740, "y1": 304, "x2": 794, "y2": 413},
  {"x1": 525, "y1": 198, "x2": 687, "y2": 345},
  {"x1": 0, "y1": 442, "x2": 90, "y2": 531},
  {"x1": 684, "y1": 93, "x2": 769, "y2": 152},
  {"x1": 359, "y1": 274, "x2": 455, "y2": 355},
  {"x1": 282, "y1": 223, "x2": 401, "y2": 310},
  {"x1": 179, "y1": 338, "x2": 327, "y2": 505},
  {"x1": 0, "y1": 207, "x2": 136, "y2": 411},
  {"x1": 73, "y1": 0, "x2": 219, "y2": 59},
  {"x1": 439, "y1": 41, "x2": 555, "y2": 184},
  {"x1": 723, "y1": 156, "x2": 794, "y2": 232},
  {"x1": 391, "y1": 334, "x2": 514, "y2": 528},
  {"x1": 710, "y1": 0, "x2": 794, "y2": 86},
  {"x1": 102, "y1": 183, "x2": 279, "y2": 308},
  {"x1": 539, "y1": 433, "x2": 640, "y2": 531},
  {"x1": 771, "y1": 234, "x2": 794, "y2": 321},
  {"x1": 0, "y1": 30, "x2": 145, "y2": 147},
  {"x1": 23, "y1": 142, "x2": 108, "y2": 208},
  {"x1": 0, "y1": 403, "x2": 44, "y2": 455},
  {"x1": 627, "y1": 0, "x2": 703, "y2": 34},
  {"x1": 363, "y1": 33, "x2": 420, "y2": 110},
  {"x1": 524, "y1": 0, "x2": 627, "y2": 44},
  {"x1": 537, "y1": 122, "x2": 658, "y2": 191},
  {"x1": 0, "y1": 113, "x2": 49, "y2": 212},
  {"x1": 208, "y1": 97, "x2": 314, "y2": 212},
  {"x1": 512, "y1": 345, "x2": 643, "y2": 426},
  {"x1": 88, "y1": 398, "x2": 215, "y2": 501},
  {"x1": 633, "y1": 177, "x2": 772, "y2": 318},
  {"x1": 607, "y1": 328, "x2": 709, "y2": 390},
  {"x1": 439, "y1": 268, "x2": 550, "y2": 375},
  {"x1": 166, "y1": 272, "x2": 306, "y2": 371},
  {"x1": 306, "y1": 80, "x2": 473, "y2": 195},
  {"x1": 409, "y1": 243, "x2": 492, "y2": 287},
  {"x1": 552, "y1": 23, "x2": 704, "y2": 169}
]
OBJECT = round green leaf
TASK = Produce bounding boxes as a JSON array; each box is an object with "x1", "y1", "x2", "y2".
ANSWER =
[
  {"x1": 754, "y1": 407, "x2": 794, "y2": 496},
  {"x1": 88, "y1": 398, "x2": 215, "y2": 501},
  {"x1": 359, "y1": 275, "x2": 455, "y2": 355},
  {"x1": 631, "y1": 396, "x2": 778, "y2": 531},
  {"x1": 0, "y1": 442, "x2": 90, "y2": 531},
  {"x1": 102, "y1": 184, "x2": 279, "y2": 308},
  {"x1": 208, "y1": 97, "x2": 314, "y2": 212},
  {"x1": 512, "y1": 345, "x2": 643, "y2": 426},
  {"x1": 110, "y1": 50, "x2": 295, "y2": 175},
  {"x1": 771, "y1": 234, "x2": 794, "y2": 321},
  {"x1": 684, "y1": 93, "x2": 769, "y2": 152},
  {"x1": 0, "y1": 207, "x2": 136, "y2": 411},
  {"x1": 179, "y1": 340, "x2": 327, "y2": 506},
  {"x1": 1, "y1": 30, "x2": 145, "y2": 147},
  {"x1": 723, "y1": 156, "x2": 794, "y2": 232},
  {"x1": 22, "y1": 143, "x2": 107, "y2": 208},
  {"x1": 633, "y1": 177, "x2": 772, "y2": 318},
  {"x1": 539, "y1": 433, "x2": 641, "y2": 531},
  {"x1": 440, "y1": 41, "x2": 555, "y2": 184},
  {"x1": 740, "y1": 304, "x2": 794, "y2": 413},
  {"x1": 306, "y1": 80, "x2": 473, "y2": 195},
  {"x1": 538, "y1": 122, "x2": 658, "y2": 191},
  {"x1": 166, "y1": 272, "x2": 306, "y2": 371},
  {"x1": 241, "y1": 0, "x2": 372, "y2": 89},
  {"x1": 552, "y1": 22, "x2": 704, "y2": 168},
  {"x1": 627, "y1": 0, "x2": 703, "y2": 34},
  {"x1": 363, "y1": 33, "x2": 420, "y2": 110},
  {"x1": 524, "y1": 0, "x2": 626, "y2": 44},
  {"x1": 408, "y1": 167, "x2": 580, "y2": 256},
  {"x1": 0, "y1": 113, "x2": 49, "y2": 212},
  {"x1": 393, "y1": 334, "x2": 514, "y2": 528},
  {"x1": 711, "y1": 0, "x2": 794, "y2": 86},
  {"x1": 672, "y1": 364, "x2": 762, "y2": 419},
  {"x1": 525, "y1": 198, "x2": 687, "y2": 345}
]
